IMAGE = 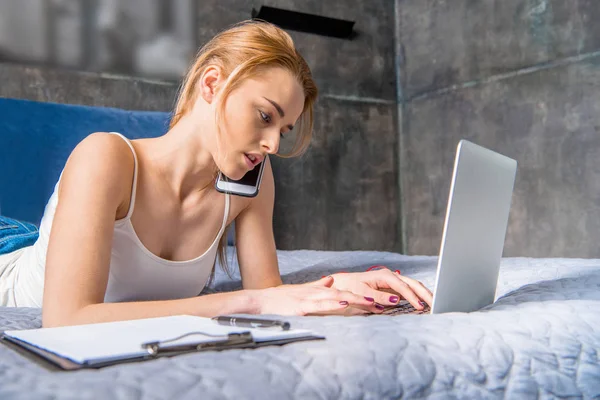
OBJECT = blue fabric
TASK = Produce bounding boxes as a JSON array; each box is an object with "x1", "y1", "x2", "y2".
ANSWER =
[
  {"x1": 0, "y1": 216, "x2": 39, "y2": 255},
  {"x1": 0, "y1": 98, "x2": 170, "y2": 226},
  {"x1": 0, "y1": 98, "x2": 235, "y2": 245}
]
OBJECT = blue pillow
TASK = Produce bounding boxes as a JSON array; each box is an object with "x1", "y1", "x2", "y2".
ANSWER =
[
  {"x1": 0, "y1": 98, "x2": 170, "y2": 225},
  {"x1": 0, "y1": 98, "x2": 235, "y2": 246}
]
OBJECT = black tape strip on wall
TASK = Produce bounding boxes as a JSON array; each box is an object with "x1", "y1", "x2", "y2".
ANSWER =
[{"x1": 251, "y1": 6, "x2": 355, "y2": 39}]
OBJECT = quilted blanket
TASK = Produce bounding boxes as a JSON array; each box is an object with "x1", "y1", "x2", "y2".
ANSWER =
[{"x1": 1, "y1": 250, "x2": 599, "y2": 399}]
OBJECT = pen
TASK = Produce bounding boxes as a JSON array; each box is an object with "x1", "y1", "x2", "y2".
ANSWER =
[{"x1": 212, "y1": 316, "x2": 291, "y2": 331}]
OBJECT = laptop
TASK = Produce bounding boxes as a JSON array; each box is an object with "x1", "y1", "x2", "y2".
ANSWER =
[{"x1": 384, "y1": 140, "x2": 517, "y2": 315}]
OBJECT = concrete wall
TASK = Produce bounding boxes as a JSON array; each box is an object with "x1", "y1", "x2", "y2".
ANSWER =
[
  {"x1": 196, "y1": 0, "x2": 401, "y2": 251},
  {"x1": 0, "y1": 63, "x2": 178, "y2": 111},
  {"x1": 396, "y1": 0, "x2": 600, "y2": 257},
  {"x1": 4, "y1": 0, "x2": 599, "y2": 257},
  {"x1": 0, "y1": 0, "x2": 400, "y2": 252}
]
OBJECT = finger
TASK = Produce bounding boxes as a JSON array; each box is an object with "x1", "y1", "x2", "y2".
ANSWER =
[
  {"x1": 302, "y1": 299, "x2": 350, "y2": 315},
  {"x1": 391, "y1": 269, "x2": 433, "y2": 299},
  {"x1": 343, "y1": 306, "x2": 372, "y2": 316},
  {"x1": 309, "y1": 287, "x2": 383, "y2": 314},
  {"x1": 307, "y1": 275, "x2": 334, "y2": 288},
  {"x1": 361, "y1": 288, "x2": 402, "y2": 311},
  {"x1": 366, "y1": 265, "x2": 390, "y2": 272},
  {"x1": 310, "y1": 288, "x2": 376, "y2": 310},
  {"x1": 306, "y1": 298, "x2": 382, "y2": 315},
  {"x1": 419, "y1": 281, "x2": 433, "y2": 298},
  {"x1": 397, "y1": 275, "x2": 434, "y2": 306},
  {"x1": 349, "y1": 303, "x2": 387, "y2": 314},
  {"x1": 336, "y1": 291, "x2": 383, "y2": 313},
  {"x1": 307, "y1": 305, "x2": 371, "y2": 317},
  {"x1": 379, "y1": 272, "x2": 425, "y2": 309}
]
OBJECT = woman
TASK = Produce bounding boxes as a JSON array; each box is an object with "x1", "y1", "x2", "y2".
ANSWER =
[{"x1": 0, "y1": 20, "x2": 432, "y2": 327}]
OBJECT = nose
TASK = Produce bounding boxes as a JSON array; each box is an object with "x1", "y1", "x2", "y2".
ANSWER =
[{"x1": 260, "y1": 129, "x2": 280, "y2": 155}]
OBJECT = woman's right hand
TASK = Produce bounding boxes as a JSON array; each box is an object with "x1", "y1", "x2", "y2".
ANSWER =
[{"x1": 255, "y1": 276, "x2": 375, "y2": 316}]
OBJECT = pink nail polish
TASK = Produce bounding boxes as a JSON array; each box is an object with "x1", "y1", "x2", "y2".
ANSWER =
[{"x1": 339, "y1": 301, "x2": 349, "y2": 306}]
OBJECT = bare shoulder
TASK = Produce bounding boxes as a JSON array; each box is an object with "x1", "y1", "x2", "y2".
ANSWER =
[
  {"x1": 59, "y1": 132, "x2": 136, "y2": 214},
  {"x1": 67, "y1": 132, "x2": 134, "y2": 174},
  {"x1": 72, "y1": 132, "x2": 134, "y2": 163}
]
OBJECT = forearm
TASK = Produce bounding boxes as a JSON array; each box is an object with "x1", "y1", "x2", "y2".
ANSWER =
[
  {"x1": 43, "y1": 290, "x2": 261, "y2": 327},
  {"x1": 242, "y1": 273, "x2": 283, "y2": 290}
]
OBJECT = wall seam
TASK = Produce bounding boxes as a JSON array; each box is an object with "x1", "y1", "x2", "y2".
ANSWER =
[
  {"x1": 409, "y1": 49, "x2": 600, "y2": 103},
  {"x1": 320, "y1": 93, "x2": 395, "y2": 105},
  {"x1": 394, "y1": 0, "x2": 407, "y2": 254}
]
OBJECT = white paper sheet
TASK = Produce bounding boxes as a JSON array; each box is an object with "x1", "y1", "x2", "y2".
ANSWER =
[{"x1": 4, "y1": 315, "x2": 317, "y2": 364}]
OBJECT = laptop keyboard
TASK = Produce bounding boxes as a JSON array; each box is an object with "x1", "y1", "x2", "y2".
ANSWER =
[{"x1": 380, "y1": 300, "x2": 431, "y2": 315}]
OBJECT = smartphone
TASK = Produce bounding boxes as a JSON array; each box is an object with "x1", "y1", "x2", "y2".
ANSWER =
[{"x1": 215, "y1": 157, "x2": 267, "y2": 198}]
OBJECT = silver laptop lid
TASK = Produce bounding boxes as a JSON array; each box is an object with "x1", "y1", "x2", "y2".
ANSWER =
[{"x1": 431, "y1": 140, "x2": 517, "y2": 314}]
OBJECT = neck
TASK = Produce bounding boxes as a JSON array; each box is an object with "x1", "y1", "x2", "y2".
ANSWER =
[{"x1": 140, "y1": 114, "x2": 218, "y2": 201}]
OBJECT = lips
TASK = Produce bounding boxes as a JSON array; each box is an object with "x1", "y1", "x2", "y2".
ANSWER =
[
  {"x1": 244, "y1": 154, "x2": 254, "y2": 169},
  {"x1": 244, "y1": 153, "x2": 264, "y2": 168}
]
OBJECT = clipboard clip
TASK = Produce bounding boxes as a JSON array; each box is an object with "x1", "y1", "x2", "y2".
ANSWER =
[{"x1": 141, "y1": 331, "x2": 254, "y2": 356}]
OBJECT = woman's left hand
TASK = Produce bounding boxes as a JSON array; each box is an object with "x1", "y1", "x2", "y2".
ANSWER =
[{"x1": 327, "y1": 266, "x2": 433, "y2": 314}]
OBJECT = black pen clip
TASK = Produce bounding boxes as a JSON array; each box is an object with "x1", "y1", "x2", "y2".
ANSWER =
[
  {"x1": 141, "y1": 331, "x2": 254, "y2": 356},
  {"x1": 260, "y1": 321, "x2": 291, "y2": 330}
]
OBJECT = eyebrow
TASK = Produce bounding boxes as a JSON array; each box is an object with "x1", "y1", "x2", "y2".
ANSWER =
[{"x1": 263, "y1": 97, "x2": 294, "y2": 131}]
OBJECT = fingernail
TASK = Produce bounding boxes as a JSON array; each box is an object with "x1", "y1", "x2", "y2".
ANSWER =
[
  {"x1": 339, "y1": 301, "x2": 349, "y2": 306},
  {"x1": 375, "y1": 304, "x2": 385, "y2": 310},
  {"x1": 321, "y1": 276, "x2": 326, "y2": 278},
  {"x1": 419, "y1": 301, "x2": 427, "y2": 307},
  {"x1": 366, "y1": 265, "x2": 385, "y2": 272},
  {"x1": 395, "y1": 270, "x2": 401, "y2": 275},
  {"x1": 364, "y1": 296, "x2": 374, "y2": 302},
  {"x1": 389, "y1": 296, "x2": 399, "y2": 303}
]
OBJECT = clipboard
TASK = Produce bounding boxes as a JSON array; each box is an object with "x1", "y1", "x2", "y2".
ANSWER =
[{"x1": 0, "y1": 315, "x2": 324, "y2": 371}]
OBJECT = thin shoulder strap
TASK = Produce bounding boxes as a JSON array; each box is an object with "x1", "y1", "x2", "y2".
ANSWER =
[
  {"x1": 108, "y1": 132, "x2": 139, "y2": 219},
  {"x1": 219, "y1": 192, "x2": 230, "y2": 234}
]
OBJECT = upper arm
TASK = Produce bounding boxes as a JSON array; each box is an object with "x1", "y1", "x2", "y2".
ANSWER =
[
  {"x1": 234, "y1": 158, "x2": 282, "y2": 289},
  {"x1": 42, "y1": 133, "x2": 133, "y2": 327}
]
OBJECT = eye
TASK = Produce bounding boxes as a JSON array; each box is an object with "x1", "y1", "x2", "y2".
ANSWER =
[{"x1": 259, "y1": 110, "x2": 272, "y2": 124}]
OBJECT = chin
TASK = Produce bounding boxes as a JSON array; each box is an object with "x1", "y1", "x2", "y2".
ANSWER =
[
  {"x1": 226, "y1": 171, "x2": 246, "y2": 180},
  {"x1": 218, "y1": 163, "x2": 245, "y2": 180}
]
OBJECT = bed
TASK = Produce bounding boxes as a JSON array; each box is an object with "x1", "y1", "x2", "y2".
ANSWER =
[{"x1": 2, "y1": 249, "x2": 599, "y2": 399}]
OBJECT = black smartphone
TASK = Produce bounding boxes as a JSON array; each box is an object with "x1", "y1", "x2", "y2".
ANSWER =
[{"x1": 214, "y1": 157, "x2": 267, "y2": 197}]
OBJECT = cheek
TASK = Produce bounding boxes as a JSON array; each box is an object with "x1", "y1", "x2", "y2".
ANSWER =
[{"x1": 223, "y1": 106, "x2": 261, "y2": 144}]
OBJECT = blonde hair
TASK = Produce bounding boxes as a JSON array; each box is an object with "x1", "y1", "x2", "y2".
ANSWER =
[{"x1": 170, "y1": 20, "x2": 318, "y2": 281}]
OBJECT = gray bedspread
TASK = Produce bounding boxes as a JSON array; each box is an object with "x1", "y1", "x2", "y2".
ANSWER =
[{"x1": 1, "y1": 250, "x2": 599, "y2": 399}]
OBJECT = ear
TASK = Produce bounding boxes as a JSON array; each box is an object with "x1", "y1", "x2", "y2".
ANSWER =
[{"x1": 198, "y1": 66, "x2": 221, "y2": 104}]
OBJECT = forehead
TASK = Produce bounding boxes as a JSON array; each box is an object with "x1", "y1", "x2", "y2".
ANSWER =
[{"x1": 243, "y1": 68, "x2": 305, "y2": 118}]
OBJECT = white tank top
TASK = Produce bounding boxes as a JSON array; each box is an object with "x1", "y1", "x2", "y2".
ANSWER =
[{"x1": 13, "y1": 132, "x2": 229, "y2": 307}]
